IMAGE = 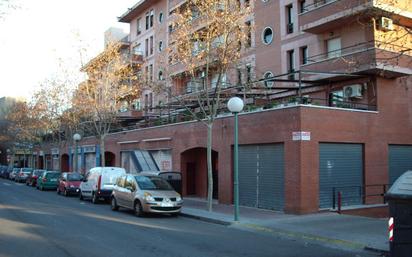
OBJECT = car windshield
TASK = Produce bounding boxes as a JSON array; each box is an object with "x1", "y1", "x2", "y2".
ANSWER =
[
  {"x1": 22, "y1": 168, "x2": 32, "y2": 172},
  {"x1": 67, "y1": 173, "x2": 83, "y2": 181},
  {"x1": 135, "y1": 176, "x2": 173, "y2": 191},
  {"x1": 46, "y1": 173, "x2": 60, "y2": 178},
  {"x1": 34, "y1": 170, "x2": 44, "y2": 176}
]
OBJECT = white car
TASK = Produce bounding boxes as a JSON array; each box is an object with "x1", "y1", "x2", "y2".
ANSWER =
[{"x1": 79, "y1": 167, "x2": 126, "y2": 204}]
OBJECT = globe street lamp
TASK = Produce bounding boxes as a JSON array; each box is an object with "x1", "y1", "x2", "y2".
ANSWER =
[
  {"x1": 73, "y1": 133, "x2": 82, "y2": 172},
  {"x1": 227, "y1": 97, "x2": 244, "y2": 221}
]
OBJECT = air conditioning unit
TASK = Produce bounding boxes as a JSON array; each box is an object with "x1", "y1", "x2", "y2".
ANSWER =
[
  {"x1": 378, "y1": 17, "x2": 394, "y2": 31},
  {"x1": 343, "y1": 84, "x2": 363, "y2": 98}
]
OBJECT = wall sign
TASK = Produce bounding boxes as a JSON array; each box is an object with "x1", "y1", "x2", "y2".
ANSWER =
[{"x1": 292, "y1": 131, "x2": 311, "y2": 141}]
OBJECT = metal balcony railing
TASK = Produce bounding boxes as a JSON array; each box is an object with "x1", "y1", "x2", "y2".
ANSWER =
[{"x1": 301, "y1": 0, "x2": 338, "y2": 13}]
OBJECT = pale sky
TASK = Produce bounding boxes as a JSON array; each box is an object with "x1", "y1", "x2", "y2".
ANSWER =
[{"x1": 0, "y1": 0, "x2": 137, "y2": 100}]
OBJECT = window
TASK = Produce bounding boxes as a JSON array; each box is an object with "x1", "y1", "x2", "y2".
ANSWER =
[
  {"x1": 145, "y1": 66, "x2": 149, "y2": 82},
  {"x1": 246, "y1": 64, "x2": 252, "y2": 83},
  {"x1": 329, "y1": 90, "x2": 344, "y2": 107},
  {"x1": 327, "y1": 37, "x2": 341, "y2": 58},
  {"x1": 212, "y1": 35, "x2": 224, "y2": 48},
  {"x1": 286, "y1": 4, "x2": 294, "y2": 34},
  {"x1": 150, "y1": 10, "x2": 154, "y2": 28},
  {"x1": 211, "y1": 73, "x2": 227, "y2": 88},
  {"x1": 299, "y1": 0, "x2": 306, "y2": 13},
  {"x1": 245, "y1": 21, "x2": 252, "y2": 48},
  {"x1": 237, "y1": 68, "x2": 242, "y2": 85},
  {"x1": 145, "y1": 38, "x2": 149, "y2": 57},
  {"x1": 125, "y1": 176, "x2": 136, "y2": 191},
  {"x1": 244, "y1": 0, "x2": 250, "y2": 7},
  {"x1": 149, "y1": 64, "x2": 153, "y2": 82},
  {"x1": 263, "y1": 71, "x2": 274, "y2": 88},
  {"x1": 149, "y1": 36, "x2": 154, "y2": 55},
  {"x1": 149, "y1": 92, "x2": 153, "y2": 108},
  {"x1": 144, "y1": 94, "x2": 149, "y2": 109},
  {"x1": 136, "y1": 18, "x2": 141, "y2": 35},
  {"x1": 158, "y1": 41, "x2": 163, "y2": 52},
  {"x1": 158, "y1": 12, "x2": 164, "y2": 23},
  {"x1": 262, "y1": 27, "x2": 273, "y2": 45},
  {"x1": 300, "y1": 46, "x2": 308, "y2": 65},
  {"x1": 133, "y1": 43, "x2": 143, "y2": 55},
  {"x1": 145, "y1": 12, "x2": 149, "y2": 30},
  {"x1": 158, "y1": 70, "x2": 164, "y2": 81},
  {"x1": 287, "y1": 50, "x2": 295, "y2": 79}
]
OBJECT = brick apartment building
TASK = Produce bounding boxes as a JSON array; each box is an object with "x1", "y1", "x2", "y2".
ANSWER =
[{"x1": 36, "y1": 0, "x2": 412, "y2": 214}]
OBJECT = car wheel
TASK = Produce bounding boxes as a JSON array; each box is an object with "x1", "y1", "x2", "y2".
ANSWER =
[
  {"x1": 92, "y1": 192, "x2": 99, "y2": 204},
  {"x1": 64, "y1": 188, "x2": 68, "y2": 197},
  {"x1": 40, "y1": 186, "x2": 44, "y2": 191},
  {"x1": 134, "y1": 201, "x2": 144, "y2": 217},
  {"x1": 111, "y1": 197, "x2": 119, "y2": 211},
  {"x1": 57, "y1": 187, "x2": 60, "y2": 195},
  {"x1": 79, "y1": 191, "x2": 84, "y2": 200}
]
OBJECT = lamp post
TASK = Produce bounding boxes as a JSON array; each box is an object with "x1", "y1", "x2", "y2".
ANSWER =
[
  {"x1": 227, "y1": 97, "x2": 244, "y2": 221},
  {"x1": 73, "y1": 133, "x2": 82, "y2": 172}
]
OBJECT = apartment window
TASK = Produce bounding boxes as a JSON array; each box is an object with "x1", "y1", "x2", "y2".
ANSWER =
[
  {"x1": 300, "y1": 46, "x2": 308, "y2": 65},
  {"x1": 144, "y1": 94, "x2": 149, "y2": 110},
  {"x1": 149, "y1": 36, "x2": 154, "y2": 55},
  {"x1": 287, "y1": 50, "x2": 295, "y2": 79},
  {"x1": 145, "y1": 66, "x2": 149, "y2": 82},
  {"x1": 145, "y1": 12, "x2": 149, "y2": 30},
  {"x1": 158, "y1": 41, "x2": 163, "y2": 52},
  {"x1": 245, "y1": 21, "x2": 252, "y2": 48},
  {"x1": 149, "y1": 92, "x2": 153, "y2": 108},
  {"x1": 159, "y1": 12, "x2": 164, "y2": 23},
  {"x1": 145, "y1": 38, "x2": 149, "y2": 57},
  {"x1": 262, "y1": 27, "x2": 273, "y2": 45},
  {"x1": 299, "y1": 0, "x2": 306, "y2": 13},
  {"x1": 237, "y1": 68, "x2": 242, "y2": 85},
  {"x1": 327, "y1": 37, "x2": 341, "y2": 59},
  {"x1": 158, "y1": 70, "x2": 164, "y2": 81},
  {"x1": 211, "y1": 73, "x2": 227, "y2": 88},
  {"x1": 149, "y1": 10, "x2": 154, "y2": 28},
  {"x1": 133, "y1": 43, "x2": 143, "y2": 55},
  {"x1": 263, "y1": 71, "x2": 274, "y2": 88},
  {"x1": 286, "y1": 4, "x2": 294, "y2": 34},
  {"x1": 149, "y1": 64, "x2": 153, "y2": 82},
  {"x1": 136, "y1": 18, "x2": 141, "y2": 35},
  {"x1": 246, "y1": 64, "x2": 252, "y2": 83}
]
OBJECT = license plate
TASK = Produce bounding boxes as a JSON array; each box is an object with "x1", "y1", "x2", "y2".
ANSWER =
[
  {"x1": 160, "y1": 202, "x2": 173, "y2": 207},
  {"x1": 50, "y1": 179, "x2": 57, "y2": 182}
]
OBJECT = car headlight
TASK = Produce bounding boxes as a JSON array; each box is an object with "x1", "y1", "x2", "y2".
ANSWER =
[
  {"x1": 176, "y1": 195, "x2": 182, "y2": 202},
  {"x1": 144, "y1": 192, "x2": 155, "y2": 202},
  {"x1": 70, "y1": 185, "x2": 75, "y2": 188}
]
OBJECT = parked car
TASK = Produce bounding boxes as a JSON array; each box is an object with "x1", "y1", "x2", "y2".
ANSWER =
[
  {"x1": 139, "y1": 171, "x2": 182, "y2": 195},
  {"x1": 9, "y1": 168, "x2": 20, "y2": 181},
  {"x1": 36, "y1": 171, "x2": 61, "y2": 191},
  {"x1": 0, "y1": 166, "x2": 9, "y2": 179},
  {"x1": 15, "y1": 168, "x2": 33, "y2": 183},
  {"x1": 79, "y1": 167, "x2": 126, "y2": 203},
  {"x1": 57, "y1": 172, "x2": 83, "y2": 196},
  {"x1": 2, "y1": 167, "x2": 13, "y2": 179},
  {"x1": 26, "y1": 169, "x2": 45, "y2": 186},
  {"x1": 110, "y1": 174, "x2": 183, "y2": 216}
]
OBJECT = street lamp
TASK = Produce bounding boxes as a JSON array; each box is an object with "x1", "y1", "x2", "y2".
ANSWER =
[
  {"x1": 73, "y1": 133, "x2": 82, "y2": 172},
  {"x1": 227, "y1": 96, "x2": 244, "y2": 221}
]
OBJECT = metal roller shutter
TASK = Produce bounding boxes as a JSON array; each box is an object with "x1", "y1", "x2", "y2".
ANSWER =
[
  {"x1": 389, "y1": 145, "x2": 412, "y2": 184},
  {"x1": 239, "y1": 144, "x2": 284, "y2": 211},
  {"x1": 319, "y1": 143, "x2": 363, "y2": 209}
]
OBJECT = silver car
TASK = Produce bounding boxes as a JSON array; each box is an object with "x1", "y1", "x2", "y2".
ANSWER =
[{"x1": 110, "y1": 174, "x2": 183, "y2": 216}]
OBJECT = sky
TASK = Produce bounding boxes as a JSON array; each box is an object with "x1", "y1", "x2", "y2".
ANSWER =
[{"x1": 0, "y1": 0, "x2": 138, "y2": 100}]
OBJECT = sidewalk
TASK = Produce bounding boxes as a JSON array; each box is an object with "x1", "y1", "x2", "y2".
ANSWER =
[{"x1": 181, "y1": 198, "x2": 389, "y2": 254}]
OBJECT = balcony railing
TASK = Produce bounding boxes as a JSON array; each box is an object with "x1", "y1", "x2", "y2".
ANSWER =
[{"x1": 302, "y1": 0, "x2": 339, "y2": 13}]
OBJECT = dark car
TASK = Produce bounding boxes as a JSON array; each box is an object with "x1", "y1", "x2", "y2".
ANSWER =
[
  {"x1": 16, "y1": 168, "x2": 33, "y2": 183},
  {"x1": 57, "y1": 172, "x2": 83, "y2": 196},
  {"x1": 0, "y1": 166, "x2": 9, "y2": 179},
  {"x1": 26, "y1": 169, "x2": 46, "y2": 186},
  {"x1": 1, "y1": 167, "x2": 13, "y2": 179},
  {"x1": 37, "y1": 171, "x2": 61, "y2": 191}
]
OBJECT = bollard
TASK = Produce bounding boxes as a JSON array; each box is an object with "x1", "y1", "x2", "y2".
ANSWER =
[{"x1": 337, "y1": 191, "x2": 342, "y2": 214}]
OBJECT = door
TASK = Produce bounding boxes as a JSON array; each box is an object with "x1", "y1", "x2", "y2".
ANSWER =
[
  {"x1": 327, "y1": 37, "x2": 341, "y2": 58},
  {"x1": 239, "y1": 144, "x2": 284, "y2": 211},
  {"x1": 124, "y1": 175, "x2": 137, "y2": 209},
  {"x1": 186, "y1": 162, "x2": 196, "y2": 195},
  {"x1": 319, "y1": 143, "x2": 363, "y2": 209},
  {"x1": 81, "y1": 172, "x2": 94, "y2": 197},
  {"x1": 389, "y1": 145, "x2": 412, "y2": 184}
]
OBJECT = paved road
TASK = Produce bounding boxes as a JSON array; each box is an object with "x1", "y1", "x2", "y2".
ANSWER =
[{"x1": 0, "y1": 178, "x2": 381, "y2": 257}]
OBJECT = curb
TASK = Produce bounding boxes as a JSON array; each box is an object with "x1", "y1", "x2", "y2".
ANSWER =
[
  {"x1": 180, "y1": 212, "x2": 232, "y2": 226},
  {"x1": 364, "y1": 246, "x2": 390, "y2": 256}
]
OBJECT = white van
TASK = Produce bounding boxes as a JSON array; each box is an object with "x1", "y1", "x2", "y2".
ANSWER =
[{"x1": 79, "y1": 167, "x2": 126, "y2": 204}]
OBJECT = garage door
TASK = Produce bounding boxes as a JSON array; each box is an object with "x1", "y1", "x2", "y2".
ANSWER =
[
  {"x1": 319, "y1": 143, "x2": 363, "y2": 209},
  {"x1": 239, "y1": 144, "x2": 284, "y2": 211},
  {"x1": 389, "y1": 145, "x2": 412, "y2": 184}
]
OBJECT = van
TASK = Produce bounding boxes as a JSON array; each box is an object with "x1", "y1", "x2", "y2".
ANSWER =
[{"x1": 79, "y1": 167, "x2": 126, "y2": 203}]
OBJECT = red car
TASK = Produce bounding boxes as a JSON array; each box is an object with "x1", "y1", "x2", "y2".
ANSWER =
[
  {"x1": 26, "y1": 169, "x2": 45, "y2": 186},
  {"x1": 57, "y1": 172, "x2": 83, "y2": 196}
]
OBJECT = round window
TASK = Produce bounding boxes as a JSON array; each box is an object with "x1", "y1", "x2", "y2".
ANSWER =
[
  {"x1": 262, "y1": 27, "x2": 273, "y2": 45},
  {"x1": 158, "y1": 71, "x2": 164, "y2": 81},
  {"x1": 159, "y1": 41, "x2": 163, "y2": 52},
  {"x1": 159, "y1": 12, "x2": 164, "y2": 23},
  {"x1": 263, "y1": 71, "x2": 274, "y2": 88}
]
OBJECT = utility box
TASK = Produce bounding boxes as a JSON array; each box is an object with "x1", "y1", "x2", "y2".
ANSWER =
[{"x1": 385, "y1": 171, "x2": 412, "y2": 257}]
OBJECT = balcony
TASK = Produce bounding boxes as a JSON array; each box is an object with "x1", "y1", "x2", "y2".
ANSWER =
[
  {"x1": 299, "y1": 0, "x2": 412, "y2": 33},
  {"x1": 301, "y1": 41, "x2": 412, "y2": 78},
  {"x1": 131, "y1": 53, "x2": 144, "y2": 66},
  {"x1": 116, "y1": 110, "x2": 144, "y2": 120}
]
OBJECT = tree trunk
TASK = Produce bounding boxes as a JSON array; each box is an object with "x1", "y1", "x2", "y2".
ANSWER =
[
  {"x1": 100, "y1": 136, "x2": 106, "y2": 167},
  {"x1": 206, "y1": 122, "x2": 213, "y2": 212}
]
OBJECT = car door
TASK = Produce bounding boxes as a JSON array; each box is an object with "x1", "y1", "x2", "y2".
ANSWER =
[
  {"x1": 58, "y1": 173, "x2": 66, "y2": 192},
  {"x1": 81, "y1": 172, "x2": 93, "y2": 197},
  {"x1": 115, "y1": 176, "x2": 127, "y2": 207},
  {"x1": 124, "y1": 175, "x2": 137, "y2": 209}
]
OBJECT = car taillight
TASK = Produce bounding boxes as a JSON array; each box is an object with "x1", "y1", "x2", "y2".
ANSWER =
[{"x1": 97, "y1": 175, "x2": 102, "y2": 192}]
